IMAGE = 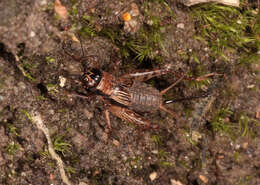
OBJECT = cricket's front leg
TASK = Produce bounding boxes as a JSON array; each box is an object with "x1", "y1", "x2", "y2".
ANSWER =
[
  {"x1": 107, "y1": 104, "x2": 158, "y2": 130},
  {"x1": 104, "y1": 109, "x2": 112, "y2": 131}
]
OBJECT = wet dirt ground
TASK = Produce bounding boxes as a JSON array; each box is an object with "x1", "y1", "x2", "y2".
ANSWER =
[{"x1": 0, "y1": 0, "x2": 260, "y2": 185}]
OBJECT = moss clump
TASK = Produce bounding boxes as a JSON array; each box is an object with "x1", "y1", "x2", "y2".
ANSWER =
[
  {"x1": 5, "y1": 142, "x2": 20, "y2": 155},
  {"x1": 191, "y1": 3, "x2": 260, "y2": 64},
  {"x1": 52, "y1": 135, "x2": 72, "y2": 156},
  {"x1": 210, "y1": 108, "x2": 260, "y2": 139}
]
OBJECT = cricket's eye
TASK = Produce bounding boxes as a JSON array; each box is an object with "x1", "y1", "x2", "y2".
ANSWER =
[{"x1": 84, "y1": 68, "x2": 102, "y2": 87}]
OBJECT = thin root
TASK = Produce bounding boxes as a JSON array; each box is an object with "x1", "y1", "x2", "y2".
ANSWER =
[{"x1": 32, "y1": 113, "x2": 72, "y2": 185}]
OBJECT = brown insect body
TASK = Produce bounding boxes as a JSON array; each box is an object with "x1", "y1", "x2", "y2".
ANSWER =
[
  {"x1": 94, "y1": 70, "x2": 162, "y2": 113},
  {"x1": 62, "y1": 41, "x2": 192, "y2": 130},
  {"x1": 77, "y1": 63, "x2": 213, "y2": 130},
  {"x1": 82, "y1": 67, "x2": 182, "y2": 130},
  {"x1": 128, "y1": 82, "x2": 162, "y2": 113},
  {"x1": 96, "y1": 71, "x2": 116, "y2": 96}
]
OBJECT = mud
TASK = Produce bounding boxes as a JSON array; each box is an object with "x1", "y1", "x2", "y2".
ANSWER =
[{"x1": 0, "y1": 0, "x2": 259, "y2": 185}]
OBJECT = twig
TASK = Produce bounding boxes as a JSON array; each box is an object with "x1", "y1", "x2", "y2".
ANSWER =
[
  {"x1": 32, "y1": 113, "x2": 72, "y2": 185},
  {"x1": 182, "y1": 0, "x2": 240, "y2": 7}
]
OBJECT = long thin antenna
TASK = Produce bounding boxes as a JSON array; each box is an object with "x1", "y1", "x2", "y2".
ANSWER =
[{"x1": 77, "y1": 33, "x2": 85, "y2": 60}]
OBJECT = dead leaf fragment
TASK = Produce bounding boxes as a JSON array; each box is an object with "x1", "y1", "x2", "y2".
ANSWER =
[{"x1": 54, "y1": 0, "x2": 68, "y2": 20}]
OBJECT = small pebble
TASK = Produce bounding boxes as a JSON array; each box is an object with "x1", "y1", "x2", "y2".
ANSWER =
[
  {"x1": 191, "y1": 131, "x2": 202, "y2": 142},
  {"x1": 0, "y1": 95, "x2": 4, "y2": 101},
  {"x1": 204, "y1": 47, "x2": 209, "y2": 51},
  {"x1": 112, "y1": 139, "x2": 120, "y2": 147},
  {"x1": 242, "y1": 142, "x2": 248, "y2": 149},
  {"x1": 247, "y1": 84, "x2": 255, "y2": 89},
  {"x1": 149, "y1": 171, "x2": 157, "y2": 181},
  {"x1": 59, "y1": 76, "x2": 66, "y2": 87},
  {"x1": 40, "y1": 0, "x2": 47, "y2": 5},
  {"x1": 171, "y1": 179, "x2": 184, "y2": 185},
  {"x1": 199, "y1": 174, "x2": 208, "y2": 183},
  {"x1": 177, "y1": 23, "x2": 185, "y2": 29},
  {"x1": 30, "y1": 31, "x2": 36, "y2": 37},
  {"x1": 235, "y1": 144, "x2": 240, "y2": 150},
  {"x1": 83, "y1": 109, "x2": 93, "y2": 119},
  {"x1": 79, "y1": 182, "x2": 88, "y2": 185}
]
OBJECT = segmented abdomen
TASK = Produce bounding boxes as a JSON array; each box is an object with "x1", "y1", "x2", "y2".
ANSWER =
[{"x1": 129, "y1": 82, "x2": 162, "y2": 112}]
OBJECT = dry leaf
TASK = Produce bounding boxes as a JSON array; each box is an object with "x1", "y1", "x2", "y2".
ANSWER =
[{"x1": 54, "y1": 0, "x2": 68, "y2": 20}]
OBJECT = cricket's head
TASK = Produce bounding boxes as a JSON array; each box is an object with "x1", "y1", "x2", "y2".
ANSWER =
[{"x1": 83, "y1": 68, "x2": 102, "y2": 88}]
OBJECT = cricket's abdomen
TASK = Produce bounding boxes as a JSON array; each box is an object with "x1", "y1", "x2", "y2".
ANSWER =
[{"x1": 129, "y1": 82, "x2": 162, "y2": 112}]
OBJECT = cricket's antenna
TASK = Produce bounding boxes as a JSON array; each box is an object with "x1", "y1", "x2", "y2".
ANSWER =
[
  {"x1": 77, "y1": 33, "x2": 85, "y2": 60},
  {"x1": 62, "y1": 35, "x2": 98, "y2": 72}
]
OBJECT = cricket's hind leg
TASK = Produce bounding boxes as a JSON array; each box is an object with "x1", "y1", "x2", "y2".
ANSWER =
[
  {"x1": 106, "y1": 103, "x2": 159, "y2": 130},
  {"x1": 159, "y1": 73, "x2": 219, "y2": 117}
]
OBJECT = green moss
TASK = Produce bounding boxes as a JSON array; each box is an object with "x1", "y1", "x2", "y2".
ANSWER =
[
  {"x1": 22, "y1": 110, "x2": 33, "y2": 122},
  {"x1": 66, "y1": 166, "x2": 76, "y2": 177},
  {"x1": 211, "y1": 108, "x2": 233, "y2": 135},
  {"x1": 80, "y1": 24, "x2": 97, "y2": 38},
  {"x1": 36, "y1": 95, "x2": 47, "y2": 101},
  {"x1": 70, "y1": 3, "x2": 78, "y2": 17},
  {"x1": 6, "y1": 124, "x2": 19, "y2": 136},
  {"x1": 46, "y1": 83, "x2": 59, "y2": 95},
  {"x1": 159, "y1": 161, "x2": 174, "y2": 167},
  {"x1": 186, "y1": 65, "x2": 212, "y2": 90},
  {"x1": 78, "y1": 13, "x2": 99, "y2": 38},
  {"x1": 52, "y1": 135, "x2": 72, "y2": 156},
  {"x1": 125, "y1": 156, "x2": 143, "y2": 169},
  {"x1": 125, "y1": 26, "x2": 165, "y2": 63},
  {"x1": 39, "y1": 150, "x2": 50, "y2": 158},
  {"x1": 233, "y1": 151, "x2": 242, "y2": 163},
  {"x1": 191, "y1": 3, "x2": 260, "y2": 63},
  {"x1": 151, "y1": 135, "x2": 162, "y2": 145},
  {"x1": 210, "y1": 108, "x2": 260, "y2": 140},
  {"x1": 5, "y1": 142, "x2": 20, "y2": 155},
  {"x1": 45, "y1": 56, "x2": 56, "y2": 64},
  {"x1": 18, "y1": 61, "x2": 36, "y2": 81},
  {"x1": 238, "y1": 114, "x2": 260, "y2": 138},
  {"x1": 185, "y1": 133, "x2": 199, "y2": 146}
]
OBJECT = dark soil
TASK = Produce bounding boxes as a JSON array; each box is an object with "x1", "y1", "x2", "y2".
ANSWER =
[{"x1": 0, "y1": 0, "x2": 259, "y2": 185}]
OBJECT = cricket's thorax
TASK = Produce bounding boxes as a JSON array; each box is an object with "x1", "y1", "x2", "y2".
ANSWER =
[{"x1": 96, "y1": 71, "x2": 116, "y2": 96}]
